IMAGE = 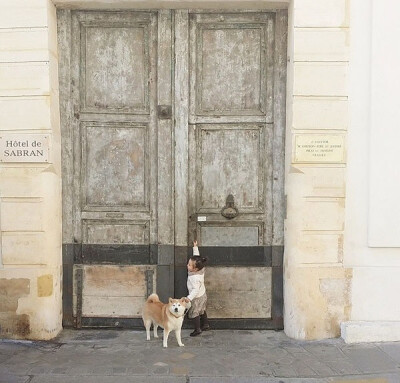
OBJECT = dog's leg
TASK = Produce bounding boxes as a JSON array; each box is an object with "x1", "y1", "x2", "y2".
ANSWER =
[
  {"x1": 163, "y1": 329, "x2": 170, "y2": 348},
  {"x1": 175, "y1": 329, "x2": 184, "y2": 347},
  {"x1": 153, "y1": 324, "x2": 159, "y2": 338},
  {"x1": 144, "y1": 319, "x2": 152, "y2": 341}
]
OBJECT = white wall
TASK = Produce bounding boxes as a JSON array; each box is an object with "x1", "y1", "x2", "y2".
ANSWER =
[{"x1": 342, "y1": 0, "x2": 400, "y2": 343}]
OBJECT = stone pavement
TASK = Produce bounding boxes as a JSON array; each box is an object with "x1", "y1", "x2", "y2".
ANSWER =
[{"x1": 1, "y1": 329, "x2": 400, "y2": 383}]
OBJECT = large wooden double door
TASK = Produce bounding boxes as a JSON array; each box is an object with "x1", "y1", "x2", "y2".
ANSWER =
[{"x1": 59, "y1": 9, "x2": 287, "y2": 329}]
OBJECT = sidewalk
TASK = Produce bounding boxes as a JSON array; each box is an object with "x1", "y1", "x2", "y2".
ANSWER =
[{"x1": 1, "y1": 329, "x2": 400, "y2": 383}]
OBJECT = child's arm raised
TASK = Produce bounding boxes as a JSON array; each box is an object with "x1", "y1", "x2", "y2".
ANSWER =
[{"x1": 193, "y1": 240, "x2": 200, "y2": 256}]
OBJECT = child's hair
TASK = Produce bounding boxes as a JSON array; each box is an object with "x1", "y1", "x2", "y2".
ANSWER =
[{"x1": 189, "y1": 256, "x2": 208, "y2": 271}]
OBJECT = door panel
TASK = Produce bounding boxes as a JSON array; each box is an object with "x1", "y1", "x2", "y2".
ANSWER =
[
  {"x1": 81, "y1": 122, "x2": 149, "y2": 210},
  {"x1": 60, "y1": 10, "x2": 161, "y2": 327},
  {"x1": 191, "y1": 13, "x2": 273, "y2": 118},
  {"x1": 196, "y1": 124, "x2": 265, "y2": 213},
  {"x1": 207, "y1": 267, "x2": 272, "y2": 318},
  {"x1": 188, "y1": 12, "x2": 275, "y2": 244},
  {"x1": 185, "y1": 11, "x2": 286, "y2": 327},
  {"x1": 72, "y1": 265, "x2": 156, "y2": 318},
  {"x1": 79, "y1": 14, "x2": 151, "y2": 114},
  {"x1": 201, "y1": 226, "x2": 259, "y2": 246}
]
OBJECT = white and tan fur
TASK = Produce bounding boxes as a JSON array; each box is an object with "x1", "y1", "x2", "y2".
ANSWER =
[{"x1": 142, "y1": 293, "x2": 190, "y2": 348}]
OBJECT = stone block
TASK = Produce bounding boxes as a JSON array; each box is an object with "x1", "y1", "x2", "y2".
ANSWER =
[
  {"x1": 0, "y1": 278, "x2": 30, "y2": 318},
  {"x1": 294, "y1": 0, "x2": 349, "y2": 27},
  {"x1": 0, "y1": 312, "x2": 30, "y2": 338},
  {"x1": 284, "y1": 267, "x2": 352, "y2": 339},
  {"x1": 0, "y1": 278, "x2": 30, "y2": 299},
  {"x1": 302, "y1": 198, "x2": 345, "y2": 231},
  {"x1": 0, "y1": 28, "x2": 50, "y2": 62},
  {"x1": 0, "y1": 198, "x2": 43, "y2": 231},
  {"x1": 300, "y1": 167, "x2": 346, "y2": 197},
  {"x1": 297, "y1": 233, "x2": 343, "y2": 264},
  {"x1": 294, "y1": 62, "x2": 348, "y2": 97},
  {"x1": 0, "y1": 0, "x2": 48, "y2": 29},
  {"x1": 37, "y1": 274, "x2": 53, "y2": 297},
  {"x1": 294, "y1": 28, "x2": 349, "y2": 62},
  {"x1": 0, "y1": 96, "x2": 52, "y2": 131},
  {"x1": 342, "y1": 321, "x2": 400, "y2": 344},
  {"x1": 293, "y1": 97, "x2": 348, "y2": 130},
  {"x1": 1, "y1": 232, "x2": 47, "y2": 265},
  {"x1": 0, "y1": 168, "x2": 43, "y2": 197},
  {"x1": 0, "y1": 62, "x2": 50, "y2": 97}
]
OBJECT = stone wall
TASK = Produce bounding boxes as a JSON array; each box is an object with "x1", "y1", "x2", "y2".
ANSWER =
[
  {"x1": 0, "y1": 0, "x2": 62, "y2": 339},
  {"x1": 4, "y1": 0, "x2": 392, "y2": 342},
  {"x1": 341, "y1": 0, "x2": 400, "y2": 343},
  {"x1": 284, "y1": 0, "x2": 351, "y2": 339}
]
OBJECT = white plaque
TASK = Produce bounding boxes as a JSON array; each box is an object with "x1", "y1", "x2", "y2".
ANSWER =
[
  {"x1": 197, "y1": 216, "x2": 207, "y2": 222},
  {"x1": 293, "y1": 134, "x2": 345, "y2": 163},
  {"x1": 0, "y1": 134, "x2": 50, "y2": 163}
]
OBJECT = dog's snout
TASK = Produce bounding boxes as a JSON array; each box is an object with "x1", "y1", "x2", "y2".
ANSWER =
[{"x1": 174, "y1": 307, "x2": 178, "y2": 312}]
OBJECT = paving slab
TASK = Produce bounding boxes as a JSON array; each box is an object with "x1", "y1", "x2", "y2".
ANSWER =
[
  {"x1": 340, "y1": 346, "x2": 399, "y2": 373},
  {"x1": 30, "y1": 377, "x2": 187, "y2": 383},
  {"x1": 190, "y1": 379, "x2": 329, "y2": 383},
  {"x1": 0, "y1": 329, "x2": 399, "y2": 383},
  {"x1": 328, "y1": 375, "x2": 400, "y2": 383},
  {"x1": 0, "y1": 375, "x2": 30, "y2": 383},
  {"x1": 377, "y1": 343, "x2": 400, "y2": 363}
]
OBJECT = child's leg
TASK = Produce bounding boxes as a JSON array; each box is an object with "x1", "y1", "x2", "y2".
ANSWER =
[
  {"x1": 190, "y1": 316, "x2": 202, "y2": 337},
  {"x1": 200, "y1": 311, "x2": 210, "y2": 331}
]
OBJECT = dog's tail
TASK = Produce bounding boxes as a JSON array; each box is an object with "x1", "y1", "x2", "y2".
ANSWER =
[{"x1": 146, "y1": 293, "x2": 160, "y2": 303}]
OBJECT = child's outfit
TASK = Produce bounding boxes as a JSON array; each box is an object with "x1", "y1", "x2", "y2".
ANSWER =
[{"x1": 187, "y1": 245, "x2": 210, "y2": 336}]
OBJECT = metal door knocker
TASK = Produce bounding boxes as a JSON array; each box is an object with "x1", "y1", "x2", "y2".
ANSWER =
[{"x1": 221, "y1": 194, "x2": 239, "y2": 219}]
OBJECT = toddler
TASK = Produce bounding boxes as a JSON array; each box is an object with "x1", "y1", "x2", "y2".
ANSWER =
[{"x1": 186, "y1": 240, "x2": 210, "y2": 336}]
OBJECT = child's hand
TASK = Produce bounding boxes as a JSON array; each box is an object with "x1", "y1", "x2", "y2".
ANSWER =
[{"x1": 193, "y1": 240, "x2": 198, "y2": 247}]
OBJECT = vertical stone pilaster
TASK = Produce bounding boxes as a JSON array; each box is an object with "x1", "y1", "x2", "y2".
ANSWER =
[
  {"x1": 284, "y1": 0, "x2": 351, "y2": 340},
  {"x1": 0, "y1": 0, "x2": 62, "y2": 340}
]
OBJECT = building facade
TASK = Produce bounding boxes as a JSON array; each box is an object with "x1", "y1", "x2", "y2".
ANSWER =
[{"x1": 0, "y1": 0, "x2": 399, "y2": 342}]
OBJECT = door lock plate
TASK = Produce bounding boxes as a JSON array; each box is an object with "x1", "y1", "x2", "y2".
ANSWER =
[{"x1": 157, "y1": 105, "x2": 172, "y2": 119}]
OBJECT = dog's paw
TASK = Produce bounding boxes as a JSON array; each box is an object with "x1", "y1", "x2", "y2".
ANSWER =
[
  {"x1": 154, "y1": 334, "x2": 159, "y2": 338},
  {"x1": 179, "y1": 343, "x2": 185, "y2": 347}
]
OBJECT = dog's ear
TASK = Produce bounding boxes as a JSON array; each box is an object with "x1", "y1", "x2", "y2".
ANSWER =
[
  {"x1": 169, "y1": 297, "x2": 173, "y2": 304},
  {"x1": 179, "y1": 297, "x2": 185, "y2": 303}
]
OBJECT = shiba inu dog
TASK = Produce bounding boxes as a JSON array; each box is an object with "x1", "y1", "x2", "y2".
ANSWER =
[{"x1": 142, "y1": 293, "x2": 191, "y2": 348}]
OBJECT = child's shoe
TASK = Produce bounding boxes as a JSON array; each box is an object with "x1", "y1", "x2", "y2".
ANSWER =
[{"x1": 190, "y1": 329, "x2": 202, "y2": 337}]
